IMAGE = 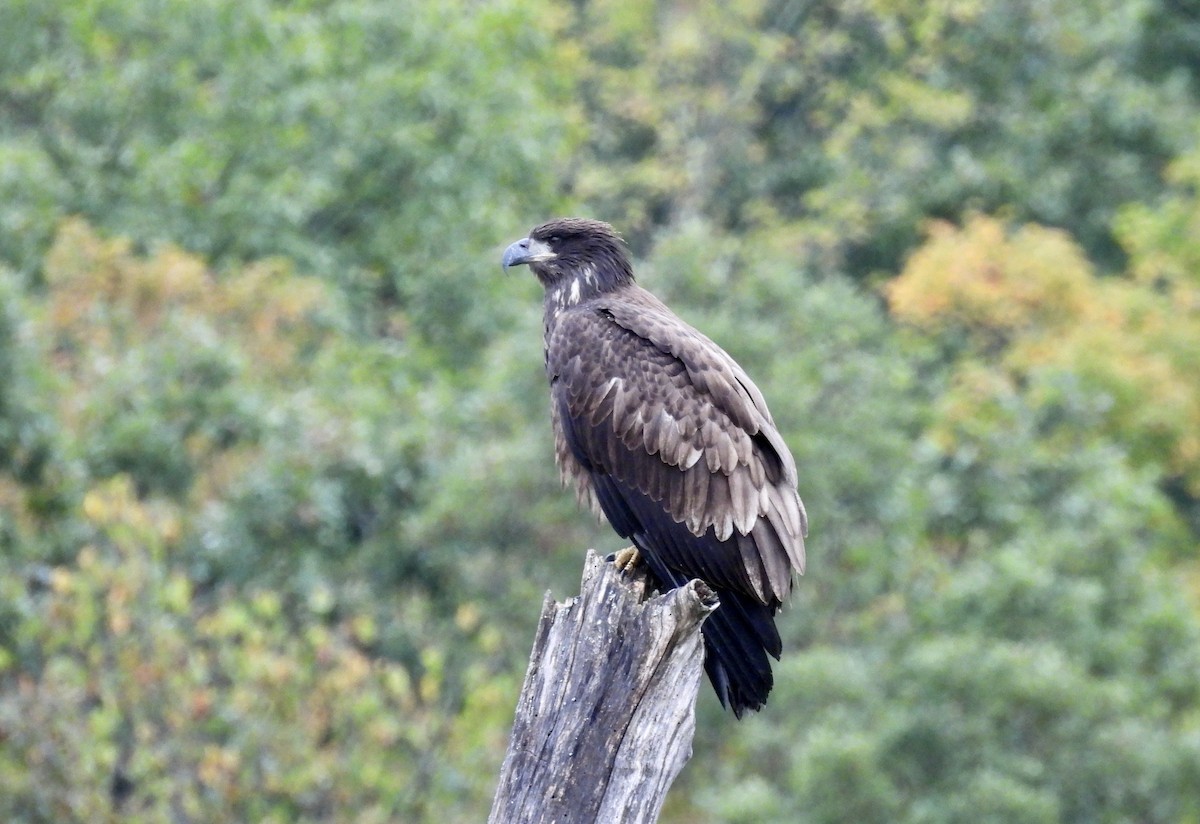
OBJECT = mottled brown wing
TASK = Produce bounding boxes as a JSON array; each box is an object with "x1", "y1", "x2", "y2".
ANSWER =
[{"x1": 548, "y1": 291, "x2": 806, "y2": 604}]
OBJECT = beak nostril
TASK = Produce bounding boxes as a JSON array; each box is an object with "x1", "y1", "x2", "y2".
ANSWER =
[{"x1": 501, "y1": 235, "x2": 555, "y2": 271}]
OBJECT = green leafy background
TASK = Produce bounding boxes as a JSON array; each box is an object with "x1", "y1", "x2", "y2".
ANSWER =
[{"x1": 2, "y1": 1, "x2": 1200, "y2": 821}]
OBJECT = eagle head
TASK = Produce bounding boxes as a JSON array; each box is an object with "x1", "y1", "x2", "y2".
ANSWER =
[{"x1": 501, "y1": 218, "x2": 634, "y2": 294}]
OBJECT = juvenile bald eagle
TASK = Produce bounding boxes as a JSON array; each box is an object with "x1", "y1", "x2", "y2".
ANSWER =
[{"x1": 502, "y1": 218, "x2": 807, "y2": 717}]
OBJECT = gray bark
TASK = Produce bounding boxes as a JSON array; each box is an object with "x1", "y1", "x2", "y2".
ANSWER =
[{"x1": 488, "y1": 549, "x2": 718, "y2": 824}]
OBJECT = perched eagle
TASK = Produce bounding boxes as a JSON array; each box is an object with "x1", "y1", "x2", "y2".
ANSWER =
[{"x1": 502, "y1": 218, "x2": 807, "y2": 716}]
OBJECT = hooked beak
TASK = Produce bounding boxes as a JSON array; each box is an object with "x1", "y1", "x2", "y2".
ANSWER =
[{"x1": 501, "y1": 236, "x2": 556, "y2": 272}]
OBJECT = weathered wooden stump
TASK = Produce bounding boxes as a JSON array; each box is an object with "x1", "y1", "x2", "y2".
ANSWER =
[{"x1": 489, "y1": 549, "x2": 718, "y2": 824}]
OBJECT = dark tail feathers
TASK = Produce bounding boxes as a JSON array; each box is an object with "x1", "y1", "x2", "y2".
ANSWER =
[{"x1": 640, "y1": 552, "x2": 782, "y2": 717}]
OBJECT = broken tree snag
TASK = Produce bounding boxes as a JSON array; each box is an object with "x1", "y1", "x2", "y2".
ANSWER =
[{"x1": 489, "y1": 549, "x2": 719, "y2": 824}]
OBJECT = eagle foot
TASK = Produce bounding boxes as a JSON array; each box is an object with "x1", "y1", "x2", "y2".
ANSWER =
[{"x1": 610, "y1": 546, "x2": 642, "y2": 574}]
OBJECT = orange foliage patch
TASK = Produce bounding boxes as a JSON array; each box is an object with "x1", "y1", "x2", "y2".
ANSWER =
[
  {"x1": 888, "y1": 214, "x2": 1200, "y2": 494},
  {"x1": 43, "y1": 218, "x2": 334, "y2": 380}
]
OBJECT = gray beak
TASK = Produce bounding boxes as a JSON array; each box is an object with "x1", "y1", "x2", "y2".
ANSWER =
[{"x1": 501, "y1": 236, "x2": 556, "y2": 271}]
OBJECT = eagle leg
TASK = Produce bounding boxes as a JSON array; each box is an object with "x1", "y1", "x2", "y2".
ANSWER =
[{"x1": 610, "y1": 546, "x2": 642, "y2": 573}]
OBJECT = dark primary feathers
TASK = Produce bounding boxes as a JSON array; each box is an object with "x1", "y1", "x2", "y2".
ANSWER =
[{"x1": 503, "y1": 217, "x2": 807, "y2": 716}]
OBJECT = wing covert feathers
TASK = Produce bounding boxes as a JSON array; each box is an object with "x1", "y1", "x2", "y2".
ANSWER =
[{"x1": 547, "y1": 286, "x2": 806, "y2": 605}]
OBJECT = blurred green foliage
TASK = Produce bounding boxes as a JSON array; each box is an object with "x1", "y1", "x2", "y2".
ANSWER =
[{"x1": 2, "y1": 0, "x2": 1200, "y2": 821}]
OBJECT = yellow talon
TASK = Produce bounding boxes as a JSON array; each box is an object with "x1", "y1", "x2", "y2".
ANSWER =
[{"x1": 612, "y1": 546, "x2": 641, "y2": 573}]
